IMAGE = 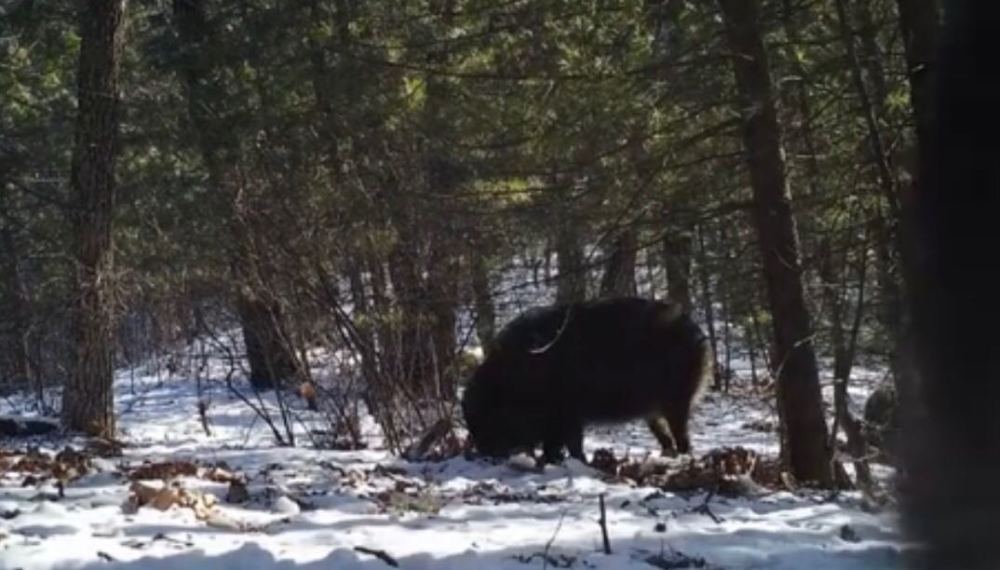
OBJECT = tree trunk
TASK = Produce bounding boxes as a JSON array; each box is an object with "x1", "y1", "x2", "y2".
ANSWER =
[
  {"x1": 470, "y1": 253, "x2": 496, "y2": 348},
  {"x1": 898, "y1": 3, "x2": 1000, "y2": 565},
  {"x1": 893, "y1": 0, "x2": 940, "y2": 412},
  {"x1": 555, "y1": 207, "x2": 587, "y2": 304},
  {"x1": 62, "y1": 0, "x2": 126, "y2": 437},
  {"x1": 174, "y1": 0, "x2": 302, "y2": 391},
  {"x1": 662, "y1": 229, "x2": 693, "y2": 312},
  {"x1": 718, "y1": 0, "x2": 832, "y2": 485},
  {"x1": 599, "y1": 229, "x2": 638, "y2": 298},
  {"x1": 0, "y1": 226, "x2": 35, "y2": 397},
  {"x1": 426, "y1": 240, "x2": 459, "y2": 400},
  {"x1": 896, "y1": 0, "x2": 940, "y2": 157},
  {"x1": 236, "y1": 295, "x2": 299, "y2": 391},
  {"x1": 696, "y1": 224, "x2": 722, "y2": 390}
]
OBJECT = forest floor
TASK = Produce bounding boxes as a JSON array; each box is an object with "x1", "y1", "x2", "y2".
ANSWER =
[{"x1": 0, "y1": 349, "x2": 908, "y2": 569}]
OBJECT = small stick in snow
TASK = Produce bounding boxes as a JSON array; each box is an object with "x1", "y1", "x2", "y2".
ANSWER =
[
  {"x1": 197, "y1": 400, "x2": 212, "y2": 437},
  {"x1": 598, "y1": 493, "x2": 612, "y2": 554},
  {"x1": 542, "y1": 509, "x2": 568, "y2": 569},
  {"x1": 692, "y1": 489, "x2": 723, "y2": 524},
  {"x1": 354, "y1": 546, "x2": 399, "y2": 567}
]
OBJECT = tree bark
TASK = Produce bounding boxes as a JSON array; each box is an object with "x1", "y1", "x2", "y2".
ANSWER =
[
  {"x1": 470, "y1": 253, "x2": 496, "y2": 348},
  {"x1": 897, "y1": 4, "x2": 1000, "y2": 565},
  {"x1": 599, "y1": 229, "x2": 638, "y2": 298},
  {"x1": 718, "y1": 0, "x2": 832, "y2": 485},
  {"x1": 896, "y1": 0, "x2": 940, "y2": 157},
  {"x1": 236, "y1": 295, "x2": 299, "y2": 391},
  {"x1": 663, "y1": 229, "x2": 693, "y2": 313},
  {"x1": 555, "y1": 202, "x2": 587, "y2": 304},
  {"x1": 893, "y1": 0, "x2": 940, "y2": 412},
  {"x1": 696, "y1": 224, "x2": 722, "y2": 390},
  {"x1": 62, "y1": 0, "x2": 126, "y2": 437}
]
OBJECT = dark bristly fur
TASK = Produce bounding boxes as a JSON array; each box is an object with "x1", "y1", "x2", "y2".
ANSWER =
[{"x1": 461, "y1": 297, "x2": 713, "y2": 464}]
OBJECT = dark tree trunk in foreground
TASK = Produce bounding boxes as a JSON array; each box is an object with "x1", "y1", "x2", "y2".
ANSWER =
[
  {"x1": 63, "y1": 0, "x2": 126, "y2": 437},
  {"x1": 896, "y1": 0, "x2": 940, "y2": 158},
  {"x1": 899, "y1": 3, "x2": 1000, "y2": 566},
  {"x1": 893, "y1": 0, "x2": 940, "y2": 409},
  {"x1": 718, "y1": 0, "x2": 832, "y2": 486}
]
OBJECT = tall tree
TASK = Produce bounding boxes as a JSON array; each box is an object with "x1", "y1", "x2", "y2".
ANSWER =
[
  {"x1": 172, "y1": 0, "x2": 302, "y2": 391},
  {"x1": 896, "y1": 0, "x2": 940, "y2": 156},
  {"x1": 899, "y1": 2, "x2": 1000, "y2": 565},
  {"x1": 63, "y1": 0, "x2": 127, "y2": 436},
  {"x1": 717, "y1": 0, "x2": 832, "y2": 485}
]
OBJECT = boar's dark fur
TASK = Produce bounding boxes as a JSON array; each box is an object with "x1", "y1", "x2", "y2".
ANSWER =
[{"x1": 461, "y1": 297, "x2": 713, "y2": 464}]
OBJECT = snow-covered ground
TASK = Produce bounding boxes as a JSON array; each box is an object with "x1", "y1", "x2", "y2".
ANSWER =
[{"x1": 0, "y1": 344, "x2": 906, "y2": 570}]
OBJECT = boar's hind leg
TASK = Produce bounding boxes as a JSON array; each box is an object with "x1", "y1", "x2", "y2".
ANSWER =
[{"x1": 647, "y1": 416, "x2": 678, "y2": 456}]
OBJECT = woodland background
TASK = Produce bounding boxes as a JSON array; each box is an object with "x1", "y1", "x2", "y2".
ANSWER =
[{"x1": 0, "y1": 0, "x2": 939, "y2": 489}]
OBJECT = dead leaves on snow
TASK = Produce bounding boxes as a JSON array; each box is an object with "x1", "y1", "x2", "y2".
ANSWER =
[
  {"x1": 0, "y1": 446, "x2": 95, "y2": 488},
  {"x1": 122, "y1": 480, "x2": 261, "y2": 531},
  {"x1": 595, "y1": 446, "x2": 791, "y2": 496},
  {"x1": 125, "y1": 460, "x2": 242, "y2": 484}
]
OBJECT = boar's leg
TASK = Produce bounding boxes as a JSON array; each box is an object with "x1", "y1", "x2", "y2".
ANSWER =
[
  {"x1": 647, "y1": 416, "x2": 678, "y2": 456},
  {"x1": 541, "y1": 418, "x2": 584, "y2": 464},
  {"x1": 663, "y1": 402, "x2": 692, "y2": 454},
  {"x1": 565, "y1": 423, "x2": 585, "y2": 462},
  {"x1": 541, "y1": 438, "x2": 565, "y2": 464}
]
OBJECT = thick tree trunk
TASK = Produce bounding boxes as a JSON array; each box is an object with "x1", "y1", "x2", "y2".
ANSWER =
[
  {"x1": 236, "y1": 295, "x2": 299, "y2": 391},
  {"x1": 893, "y1": 0, "x2": 940, "y2": 412},
  {"x1": 898, "y1": 4, "x2": 999, "y2": 565},
  {"x1": 896, "y1": 0, "x2": 940, "y2": 156},
  {"x1": 599, "y1": 229, "x2": 638, "y2": 298},
  {"x1": 718, "y1": 0, "x2": 833, "y2": 485},
  {"x1": 62, "y1": 0, "x2": 126, "y2": 437}
]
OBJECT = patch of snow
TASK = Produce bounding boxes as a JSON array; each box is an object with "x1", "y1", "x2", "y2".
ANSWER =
[{"x1": 0, "y1": 333, "x2": 905, "y2": 570}]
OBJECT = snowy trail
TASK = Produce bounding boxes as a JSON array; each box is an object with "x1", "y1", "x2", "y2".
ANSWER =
[{"x1": 0, "y1": 356, "x2": 906, "y2": 569}]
